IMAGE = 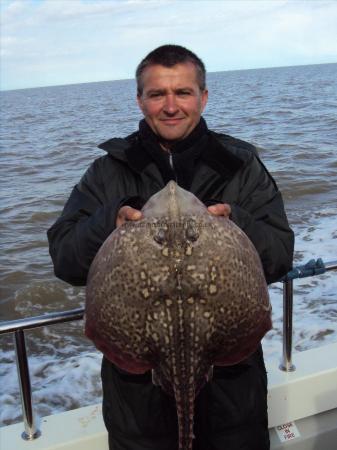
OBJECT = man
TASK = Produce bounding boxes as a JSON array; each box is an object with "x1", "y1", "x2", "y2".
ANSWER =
[{"x1": 48, "y1": 45, "x2": 294, "y2": 450}]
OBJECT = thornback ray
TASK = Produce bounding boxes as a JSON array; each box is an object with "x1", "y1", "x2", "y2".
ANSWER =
[{"x1": 85, "y1": 180, "x2": 272, "y2": 450}]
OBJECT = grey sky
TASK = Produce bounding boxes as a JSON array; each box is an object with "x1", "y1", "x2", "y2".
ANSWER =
[{"x1": 1, "y1": 0, "x2": 337, "y2": 91}]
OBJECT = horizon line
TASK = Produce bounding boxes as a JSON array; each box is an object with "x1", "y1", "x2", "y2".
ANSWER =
[{"x1": 1, "y1": 61, "x2": 336, "y2": 93}]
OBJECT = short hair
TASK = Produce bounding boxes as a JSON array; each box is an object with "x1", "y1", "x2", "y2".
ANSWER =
[{"x1": 136, "y1": 44, "x2": 206, "y2": 95}]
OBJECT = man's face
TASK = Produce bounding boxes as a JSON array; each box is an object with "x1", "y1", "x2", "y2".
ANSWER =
[{"x1": 137, "y1": 62, "x2": 208, "y2": 142}]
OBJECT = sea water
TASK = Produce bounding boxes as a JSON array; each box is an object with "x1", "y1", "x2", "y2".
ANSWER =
[{"x1": 1, "y1": 63, "x2": 336, "y2": 425}]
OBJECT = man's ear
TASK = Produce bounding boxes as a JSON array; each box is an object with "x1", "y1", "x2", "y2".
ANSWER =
[
  {"x1": 137, "y1": 94, "x2": 145, "y2": 114},
  {"x1": 201, "y1": 89, "x2": 208, "y2": 112}
]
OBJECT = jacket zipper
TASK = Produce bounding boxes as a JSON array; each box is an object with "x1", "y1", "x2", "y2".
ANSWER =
[
  {"x1": 169, "y1": 153, "x2": 173, "y2": 169},
  {"x1": 168, "y1": 152, "x2": 178, "y2": 182}
]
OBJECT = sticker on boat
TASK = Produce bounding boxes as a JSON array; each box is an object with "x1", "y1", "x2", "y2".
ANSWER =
[{"x1": 275, "y1": 421, "x2": 300, "y2": 442}]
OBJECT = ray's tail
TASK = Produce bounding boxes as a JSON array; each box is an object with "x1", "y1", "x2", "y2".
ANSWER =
[
  {"x1": 170, "y1": 299, "x2": 198, "y2": 450},
  {"x1": 173, "y1": 375, "x2": 195, "y2": 450}
]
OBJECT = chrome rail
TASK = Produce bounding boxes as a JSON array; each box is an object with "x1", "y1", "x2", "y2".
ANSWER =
[
  {"x1": 0, "y1": 308, "x2": 84, "y2": 440},
  {"x1": 0, "y1": 259, "x2": 336, "y2": 440},
  {"x1": 14, "y1": 330, "x2": 41, "y2": 440},
  {"x1": 280, "y1": 279, "x2": 296, "y2": 371},
  {"x1": 0, "y1": 307, "x2": 84, "y2": 334}
]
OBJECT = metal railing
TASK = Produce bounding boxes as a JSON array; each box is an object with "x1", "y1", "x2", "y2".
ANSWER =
[
  {"x1": 0, "y1": 308, "x2": 84, "y2": 441},
  {"x1": 279, "y1": 259, "x2": 337, "y2": 371},
  {"x1": 0, "y1": 258, "x2": 336, "y2": 441}
]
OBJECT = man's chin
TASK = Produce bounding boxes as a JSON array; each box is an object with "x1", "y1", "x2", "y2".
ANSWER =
[
  {"x1": 156, "y1": 128, "x2": 190, "y2": 142},
  {"x1": 147, "y1": 119, "x2": 194, "y2": 142}
]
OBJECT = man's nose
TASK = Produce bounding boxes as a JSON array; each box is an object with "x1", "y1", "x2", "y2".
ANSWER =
[{"x1": 163, "y1": 94, "x2": 179, "y2": 114}]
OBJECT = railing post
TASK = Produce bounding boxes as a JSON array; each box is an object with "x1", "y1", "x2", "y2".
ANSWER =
[
  {"x1": 14, "y1": 330, "x2": 41, "y2": 440},
  {"x1": 279, "y1": 279, "x2": 296, "y2": 372}
]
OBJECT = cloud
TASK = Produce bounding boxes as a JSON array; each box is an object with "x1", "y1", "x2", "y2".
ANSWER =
[{"x1": 1, "y1": 0, "x2": 337, "y2": 90}]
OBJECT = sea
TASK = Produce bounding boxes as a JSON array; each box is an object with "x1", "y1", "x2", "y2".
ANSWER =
[{"x1": 1, "y1": 63, "x2": 337, "y2": 426}]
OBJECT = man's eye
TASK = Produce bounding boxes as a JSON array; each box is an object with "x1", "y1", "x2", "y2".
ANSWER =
[
  {"x1": 149, "y1": 92, "x2": 163, "y2": 98},
  {"x1": 178, "y1": 91, "x2": 191, "y2": 97}
]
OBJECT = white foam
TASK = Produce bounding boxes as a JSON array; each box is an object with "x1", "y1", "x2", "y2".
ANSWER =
[{"x1": 0, "y1": 350, "x2": 102, "y2": 426}]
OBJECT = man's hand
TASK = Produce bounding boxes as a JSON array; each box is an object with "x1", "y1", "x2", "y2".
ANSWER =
[
  {"x1": 207, "y1": 203, "x2": 231, "y2": 218},
  {"x1": 116, "y1": 206, "x2": 142, "y2": 228}
]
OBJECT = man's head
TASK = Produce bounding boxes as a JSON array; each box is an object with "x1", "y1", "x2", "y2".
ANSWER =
[
  {"x1": 136, "y1": 45, "x2": 206, "y2": 95},
  {"x1": 136, "y1": 45, "x2": 208, "y2": 143}
]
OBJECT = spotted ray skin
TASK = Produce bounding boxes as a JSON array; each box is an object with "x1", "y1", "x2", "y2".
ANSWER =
[{"x1": 85, "y1": 181, "x2": 272, "y2": 450}]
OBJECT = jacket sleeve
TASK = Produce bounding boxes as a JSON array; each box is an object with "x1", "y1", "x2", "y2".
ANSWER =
[
  {"x1": 47, "y1": 159, "x2": 138, "y2": 286},
  {"x1": 229, "y1": 154, "x2": 294, "y2": 284}
]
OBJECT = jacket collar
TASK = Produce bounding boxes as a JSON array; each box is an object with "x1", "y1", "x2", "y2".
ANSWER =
[
  {"x1": 97, "y1": 137, "x2": 130, "y2": 161},
  {"x1": 97, "y1": 119, "x2": 251, "y2": 177}
]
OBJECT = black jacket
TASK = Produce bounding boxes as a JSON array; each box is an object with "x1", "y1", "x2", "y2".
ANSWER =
[
  {"x1": 48, "y1": 123, "x2": 293, "y2": 287},
  {"x1": 47, "y1": 120, "x2": 294, "y2": 450}
]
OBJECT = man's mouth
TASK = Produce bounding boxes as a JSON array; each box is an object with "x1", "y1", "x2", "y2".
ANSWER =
[{"x1": 160, "y1": 118, "x2": 185, "y2": 125}]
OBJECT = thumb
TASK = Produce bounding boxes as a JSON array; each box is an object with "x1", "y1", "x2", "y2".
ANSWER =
[{"x1": 131, "y1": 210, "x2": 142, "y2": 220}]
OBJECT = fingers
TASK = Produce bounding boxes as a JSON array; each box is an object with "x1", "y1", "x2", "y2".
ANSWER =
[
  {"x1": 116, "y1": 206, "x2": 142, "y2": 228},
  {"x1": 116, "y1": 203, "x2": 231, "y2": 228},
  {"x1": 207, "y1": 203, "x2": 231, "y2": 218}
]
